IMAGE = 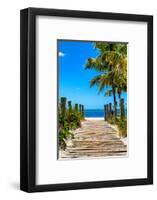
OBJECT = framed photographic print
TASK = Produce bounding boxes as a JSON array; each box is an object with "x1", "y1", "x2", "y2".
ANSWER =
[{"x1": 20, "y1": 8, "x2": 153, "y2": 192}]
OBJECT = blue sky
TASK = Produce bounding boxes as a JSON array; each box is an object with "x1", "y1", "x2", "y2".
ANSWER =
[{"x1": 58, "y1": 40, "x2": 126, "y2": 109}]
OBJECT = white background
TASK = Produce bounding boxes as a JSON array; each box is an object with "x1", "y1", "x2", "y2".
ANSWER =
[
  {"x1": 37, "y1": 16, "x2": 147, "y2": 184},
  {"x1": 0, "y1": 0, "x2": 156, "y2": 199}
]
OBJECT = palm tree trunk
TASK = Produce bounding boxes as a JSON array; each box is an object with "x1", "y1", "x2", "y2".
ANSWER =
[
  {"x1": 112, "y1": 86, "x2": 117, "y2": 117},
  {"x1": 118, "y1": 90, "x2": 122, "y2": 116}
]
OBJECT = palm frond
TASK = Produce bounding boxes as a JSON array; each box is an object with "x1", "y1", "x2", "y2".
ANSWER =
[
  {"x1": 85, "y1": 42, "x2": 127, "y2": 97},
  {"x1": 85, "y1": 57, "x2": 108, "y2": 72},
  {"x1": 89, "y1": 75, "x2": 101, "y2": 88},
  {"x1": 98, "y1": 74, "x2": 112, "y2": 93},
  {"x1": 105, "y1": 89, "x2": 113, "y2": 96}
]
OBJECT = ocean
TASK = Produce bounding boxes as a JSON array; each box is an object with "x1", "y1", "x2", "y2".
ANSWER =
[
  {"x1": 84, "y1": 109, "x2": 127, "y2": 118},
  {"x1": 84, "y1": 109, "x2": 104, "y2": 118}
]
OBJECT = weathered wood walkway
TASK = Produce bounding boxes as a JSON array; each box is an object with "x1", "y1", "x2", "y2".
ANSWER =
[{"x1": 59, "y1": 120, "x2": 127, "y2": 159}]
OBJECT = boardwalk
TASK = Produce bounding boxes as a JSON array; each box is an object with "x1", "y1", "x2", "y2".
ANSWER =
[{"x1": 59, "y1": 120, "x2": 127, "y2": 159}]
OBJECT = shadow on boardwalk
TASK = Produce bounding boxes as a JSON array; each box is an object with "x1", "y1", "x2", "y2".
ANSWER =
[{"x1": 59, "y1": 120, "x2": 127, "y2": 160}]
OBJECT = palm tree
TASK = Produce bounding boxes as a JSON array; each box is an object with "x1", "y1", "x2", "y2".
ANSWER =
[{"x1": 85, "y1": 42, "x2": 127, "y2": 117}]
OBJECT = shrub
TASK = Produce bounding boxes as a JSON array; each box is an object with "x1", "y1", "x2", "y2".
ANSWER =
[
  {"x1": 58, "y1": 127, "x2": 71, "y2": 150},
  {"x1": 58, "y1": 97, "x2": 84, "y2": 149},
  {"x1": 107, "y1": 115, "x2": 127, "y2": 137},
  {"x1": 116, "y1": 117, "x2": 127, "y2": 137}
]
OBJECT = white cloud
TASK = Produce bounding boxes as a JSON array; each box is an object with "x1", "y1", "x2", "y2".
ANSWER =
[{"x1": 59, "y1": 51, "x2": 66, "y2": 57}]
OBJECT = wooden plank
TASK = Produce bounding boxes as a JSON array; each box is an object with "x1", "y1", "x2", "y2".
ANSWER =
[{"x1": 59, "y1": 119, "x2": 127, "y2": 159}]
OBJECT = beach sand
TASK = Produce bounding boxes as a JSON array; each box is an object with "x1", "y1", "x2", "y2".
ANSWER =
[{"x1": 85, "y1": 117, "x2": 104, "y2": 121}]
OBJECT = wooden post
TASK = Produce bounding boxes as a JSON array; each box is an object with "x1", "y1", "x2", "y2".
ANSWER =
[
  {"x1": 75, "y1": 103, "x2": 78, "y2": 112},
  {"x1": 81, "y1": 105, "x2": 84, "y2": 118},
  {"x1": 106, "y1": 104, "x2": 109, "y2": 121},
  {"x1": 109, "y1": 103, "x2": 112, "y2": 118},
  {"x1": 68, "y1": 100, "x2": 72, "y2": 112},
  {"x1": 120, "y1": 98, "x2": 125, "y2": 119},
  {"x1": 104, "y1": 105, "x2": 107, "y2": 121},
  {"x1": 58, "y1": 102, "x2": 61, "y2": 115},
  {"x1": 114, "y1": 101, "x2": 117, "y2": 117},
  {"x1": 79, "y1": 104, "x2": 82, "y2": 113},
  {"x1": 60, "y1": 97, "x2": 66, "y2": 117}
]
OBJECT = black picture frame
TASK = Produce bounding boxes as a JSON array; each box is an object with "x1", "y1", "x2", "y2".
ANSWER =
[{"x1": 20, "y1": 7, "x2": 153, "y2": 192}]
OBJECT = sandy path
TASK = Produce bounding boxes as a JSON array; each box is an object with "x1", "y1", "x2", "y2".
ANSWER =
[{"x1": 59, "y1": 120, "x2": 127, "y2": 159}]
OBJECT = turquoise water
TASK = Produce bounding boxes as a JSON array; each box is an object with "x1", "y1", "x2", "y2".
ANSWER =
[{"x1": 84, "y1": 109, "x2": 127, "y2": 118}]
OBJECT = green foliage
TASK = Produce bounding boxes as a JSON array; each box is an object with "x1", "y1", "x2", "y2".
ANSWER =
[
  {"x1": 107, "y1": 115, "x2": 116, "y2": 125},
  {"x1": 116, "y1": 117, "x2": 127, "y2": 137},
  {"x1": 66, "y1": 109, "x2": 82, "y2": 129},
  {"x1": 107, "y1": 115, "x2": 127, "y2": 137},
  {"x1": 58, "y1": 97, "x2": 84, "y2": 149},
  {"x1": 105, "y1": 99, "x2": 127, "y2": 138},
  {"x1": 58, "y1": 126, "x2": 71, "y2": 149}
]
